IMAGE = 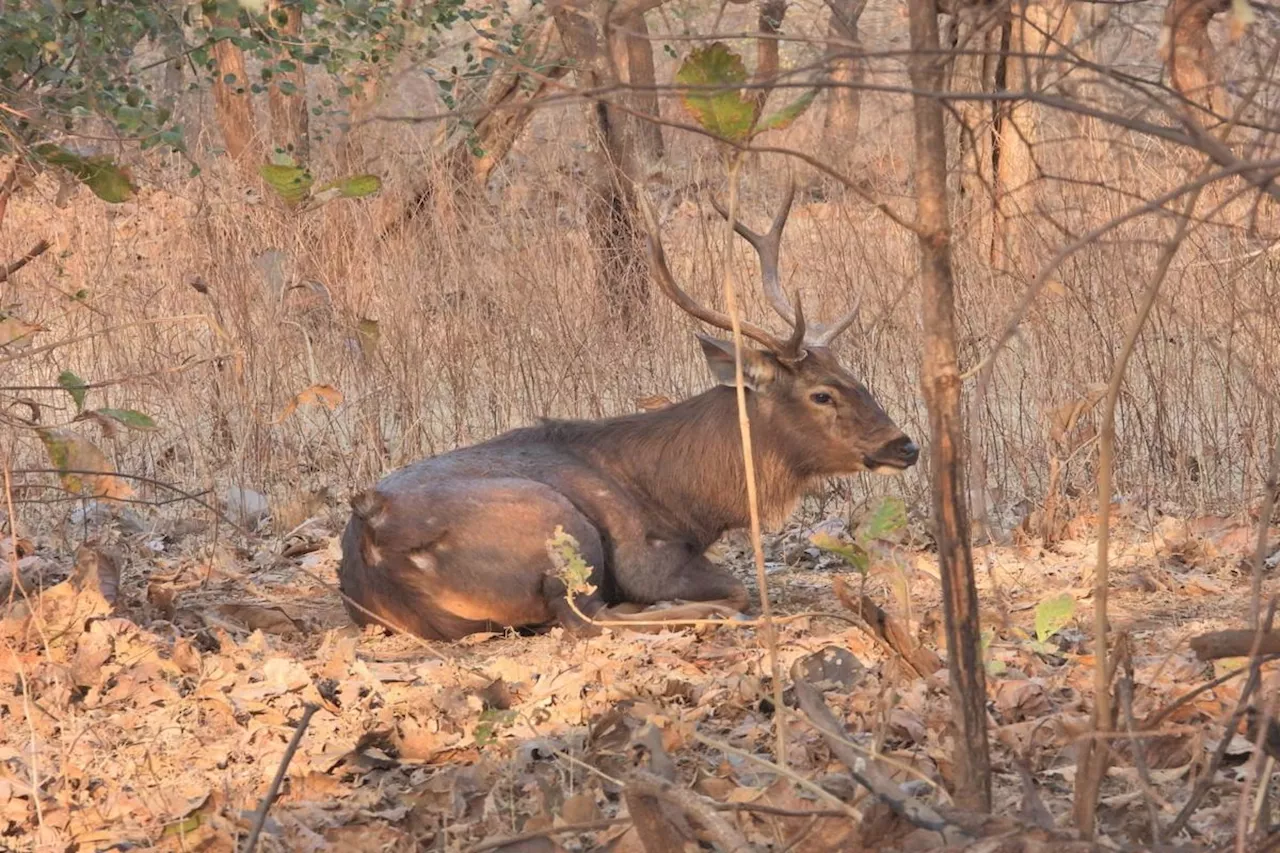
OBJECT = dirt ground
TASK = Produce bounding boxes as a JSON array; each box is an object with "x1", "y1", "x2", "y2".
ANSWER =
[{"x1": 1, "y1": 498, "x2": 1277, "y2": 852}]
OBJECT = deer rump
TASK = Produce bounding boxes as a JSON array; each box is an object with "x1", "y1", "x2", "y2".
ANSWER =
[{"x1": 338, "y1": 389, "x2": 762, "y2": 642}]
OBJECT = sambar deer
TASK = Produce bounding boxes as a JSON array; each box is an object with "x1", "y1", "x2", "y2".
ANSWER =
[{"x1": 338, "y1": 182, "x2": 919, "y2": 640}]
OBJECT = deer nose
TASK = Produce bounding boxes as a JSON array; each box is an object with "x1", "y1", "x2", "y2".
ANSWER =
[{"x1": 881, "y1": 435, "x2": 919, "y2": 467}]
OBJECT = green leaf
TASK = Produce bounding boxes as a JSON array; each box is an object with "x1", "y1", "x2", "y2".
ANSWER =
[
  {"x1": 674, "y1": 43, "x2": 755, "y2": 143},
  {"x1": 859, "y1": 496, "x2": 908, "y2": 542},
  {"x1": 93, "y1": 407, "x2": 159, "y2": 431},
  {"x1": 34, "y1": 144, "x2": 137, "y2": 203},
  {"x1": 810, "y1": 531, "x2": 870, "y2": 574},
  {"x1": 58, "y1": 370, "x2": 88, "y2": 411},
  {"x1": 259, "y1": 161, "x2": 314, "y2": 207},
  {"x1": 758, "y1": 88, "x2": 818, "y2": 134},
  {"x1": 1034, "y1": 592, "x2": 1076, "y2": 643},
  {"x1": 316, "y1": 174, "x2": 381, "y2": 199}
]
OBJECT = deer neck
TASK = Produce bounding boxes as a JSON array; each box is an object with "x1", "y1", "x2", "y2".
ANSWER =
[{"x1": 578, "y1": 387, "x2": 810, "y2": 543}]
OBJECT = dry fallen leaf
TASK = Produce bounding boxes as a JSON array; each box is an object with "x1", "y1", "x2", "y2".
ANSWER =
[{"x1": 274, "y1": 383, "x2": 343, "y2": 424}]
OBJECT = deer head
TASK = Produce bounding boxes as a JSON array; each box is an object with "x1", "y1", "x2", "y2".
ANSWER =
[{"x1": 638, "y1": 180, "x2": 919, "y2": 476}]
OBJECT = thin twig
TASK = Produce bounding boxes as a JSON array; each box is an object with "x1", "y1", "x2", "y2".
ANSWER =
[
  {"x1": 1250, "y1": 432, "x2": 1280, "y2": 630},
  {"x1": 629, "y1": 769, "x2": 754, "y2": 853},
  {"x1": 242, "y1": 703, "x2": 319, "y2": 853},
  {"x1": 721, "y1": 154, "x2": 788, "y2": 770},
  {"x1": 13, "y1": 468, "x2": 248, "y2": 535},
  {"x1": 0, "y1": 314, "x2": 213, "y2": 368},
  {"x1": 463, "y1": 817, "x2": 631, "y2": 853},
  {"x1": 692, "y1": 731, "x2": 864, "y2": 822},
  {"x1": 1077, "y1": 185, "x2": 1200, "y2": 837},
  {"x1": 1238, "y1": 692, "x2": 1280, "y2": 852},
  {"x1": 1118, "y1": 666, "x2": 1162, "y2": 839},
  {"x1": 1142, "y1": 662, "x2": 1258, "y2": 729},
  {"x1": 0, "y1": 239, "x2": 51, "y2": 283},
  {"x1": 1162, "y1": 599, "x2": 1279, "y2": 839},
  {"x1": 792, "y1": 678, "x2": 952, "y2": 834}
]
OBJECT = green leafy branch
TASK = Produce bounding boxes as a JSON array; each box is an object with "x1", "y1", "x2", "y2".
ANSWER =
[{"x1": 258, "y1": 154, "x2": 381, "y2": 211}]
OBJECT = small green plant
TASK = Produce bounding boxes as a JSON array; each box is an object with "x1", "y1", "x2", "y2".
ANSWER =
[
  {"x1": 34, "y1": 370, "x2": 158, "y2": 501},
  {"x1": 810, "y1": 495, "x2": 908, "y2": 575},
  {"x1": 473, "y1": 708, "x2": 517, "y2": 746},
  {"x1": 811, "y1": 496, "x2": 912, "y2": 618},
  {"x1": 545, "y1": 525, "x2": 595, "y2": 598}
]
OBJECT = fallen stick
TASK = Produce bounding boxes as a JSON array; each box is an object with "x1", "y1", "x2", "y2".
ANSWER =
[
  {"x1": 832, "y1": 577, "x2": 943, "y2": 679},
  {"x1": 1189, "y1": 629, "x2": 1280, "y2": 661},
  {"x1": 627, "y1": 769, "x2": 754, "y2": 853},
  {"x1": 242, "y1": 703, "x2": 319, "y2": 853},
  {"x1": 791, "y1": 678, "x2": 954, "y2": 837}
]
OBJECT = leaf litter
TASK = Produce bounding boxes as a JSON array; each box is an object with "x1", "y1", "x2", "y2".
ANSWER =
[{"x1": 0, "y1": 501, "x2": 1277, "y2": 851}]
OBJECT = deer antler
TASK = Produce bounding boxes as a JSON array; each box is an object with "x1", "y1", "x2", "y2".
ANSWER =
[
  {"x1": 709, "y1": 181, "x2": 798, "y2": 329},
  {"x1": 711, "y1": 179, "x2": 863, "y2": 350},
  {"x1": 636, "y1": 192, "x2": 795, "y2": 355}
]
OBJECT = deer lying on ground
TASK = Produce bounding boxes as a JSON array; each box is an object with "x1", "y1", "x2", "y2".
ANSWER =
[{"x1": 338, "y1": 183, "x2": 919, "y2": 640}]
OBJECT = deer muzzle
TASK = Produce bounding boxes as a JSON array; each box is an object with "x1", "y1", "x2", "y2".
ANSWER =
[{"x1": 864, "y1": 434, "x2": 920, "y2": 473}]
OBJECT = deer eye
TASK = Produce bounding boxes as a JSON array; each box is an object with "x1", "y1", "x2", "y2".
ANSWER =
[{"x1": 810, "y1": 392, "x2": 834, "y2": 406}]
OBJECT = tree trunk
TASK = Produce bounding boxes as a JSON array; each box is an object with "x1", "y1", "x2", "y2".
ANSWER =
[
  {"x1": 1159, "y1": 0, "x2": 1230, "y2": 121},
  {"x1": 992, "y1": 1, "x2": 1047, "y2": 270},
  {"x1": 823, "y1": 0, "x2": 868, "y2": 166},
  {"x1": 267, "y1": 0, "x2": 310, "y2": 161},
  {"x1": 207, "y1": 16, "x2": 264, "y2": 177},
  {"x1": 607, "y1": 12, "x2": 665, "y2": 163},
  {"x1": 553, "y1": 1, "x2": 660, "y2": 324},
  {"x1": 905, "y1": 0, "x2": 993, "y2": 814}
]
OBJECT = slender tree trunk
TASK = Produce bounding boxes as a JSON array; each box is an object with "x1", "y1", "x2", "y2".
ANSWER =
[
  {"x1": 823, "y1": 0, "x2": 868, "y2": 164},
  {"x1": 946, "y1": 9, "x2": 1004, "y2": 255},
  {"x1": 905, "y1": 0, "x2": 993, "y2": 814},
  {"x1": 207, "y1": 15, "x2": 264, "y2": 177},
  {"x1": 608, "y1": 12, "x2": 665, "y2": 163},
  {"x1": 267, "y1": 0, "x2": 310, "y2": 161},
  {"x1": 992, "y1": 1, "x2": 1048, "y2": 270}
]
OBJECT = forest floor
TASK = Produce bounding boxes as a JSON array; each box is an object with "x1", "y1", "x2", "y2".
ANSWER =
[{"x1": 0, "y1": 500, "x2": 1277, "y2": 852}]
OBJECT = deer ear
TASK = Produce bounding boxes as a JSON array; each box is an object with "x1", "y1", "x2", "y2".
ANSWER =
[{"x1": 697, "y1": 334, "x2": 778, "y2": 390}]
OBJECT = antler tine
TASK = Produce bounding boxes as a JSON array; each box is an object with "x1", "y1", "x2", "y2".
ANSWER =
[
  {"x1": 779, "y1": 291, "x2": 807, "y2": 362},
  {"x1": 812, "y1": 294, "x2": 863, "y2": 347},
  {"x1": 636, "y1": 191, "x2": 789, "y2": 353},
  {"x1": 708, "y1": 179, "x2": 799, "y2": 327}
]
